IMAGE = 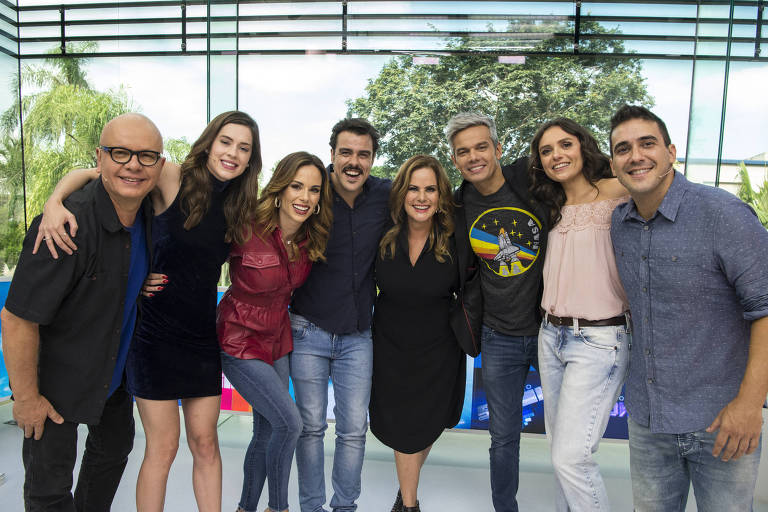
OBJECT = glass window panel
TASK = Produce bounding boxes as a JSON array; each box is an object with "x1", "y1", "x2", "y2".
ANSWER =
[
  {"x1": 209, "y1": 21, "x2": 238, "y2": 34},
  {"x1": 637, "y1": 59, "x2": 692, "y2": 159},
  {"x1": 238, "y1": 19, "x2": 341, "y2": 33},
  {"x1": 20, "y1": 41, "x2": 59, "y2": 54},
  {"x1": 0, "y1": 6, "x2": 16, "y2": 21},
  {"x1": 730, "y1": 42, "x2": 757, "y2": 57},
  {"x1": 67, "y1": 23, "x2": 185, "y2": 37},
  {"x1": 0, "y1": 19, "x2": 16, "y2": 36},
  {"x1": 19, "y1": 10, "x2": 59, "y2": 23},
  {"x1": 209, "y1": 36, "x2": 237, "y2": 51},
  {"x1": 348, "y1": 34, "x2": 554, "y2": 52},
  {"x1": 238, "y1": 2, "x2": 341, "y2": 16},
  {"x1": 238, "y1": 36, "x2": 343, "y2": 51},
  {"x1": 347, "y1": 17, "x2": 565, "y2": 34},
  {"x1": 349, "y1": 1, "x2": 574, "y2": 16},
  {"x1": 583, "y1": 2, "x2": 697, "y2": 17},
  {"x1": 732, "y1": 24, "x2": 757, "y2": 38},
  {"x1": 209, "y1": 4, "x2": 238, "y2": 18},
  {"x1": 185, "y1": 38, "x2": 208, "y2": 52},
  {"x1": 65, "y1": 6, "x2": 183, "y2": 21},
  {"x1": 696, "y1": 41, "x2": 729, "y2": 56},
  {"x1": 19, "y1": 26, "x2": 60, "y2": 38},
  {"x1": 684, "y1": 60, "x2": 726, "y2": 185},
  {"x1": 209, "y1": 54, "x2": 237, "y2": 115},
  {"x1": 698, "y1": 4, "x2": 732, "y2": 19},
  {"x1": 733, "y1": 5, "x2": 759, "y2": 19},
  {"x1": 719, "y1": 61, "x2": 768, "y2": 194},
  {"x1": 698, "y1": 23, "x2": 731, "y2": 38},
  {"x1": 0, "y1": 39, "x2": 16, "y2": 54},
  {"x1": 586, "y1": 21, "x2": 696, "y2": 37},
  {"x1": 599, "y1": 39, "x2": 695, "y2": 55}
]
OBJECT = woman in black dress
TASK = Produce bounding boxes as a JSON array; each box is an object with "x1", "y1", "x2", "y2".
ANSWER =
[{"x1": 370, "y1": 154, "x2": 466, "y2": 512}]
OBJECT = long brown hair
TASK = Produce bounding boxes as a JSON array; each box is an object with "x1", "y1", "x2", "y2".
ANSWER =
[
  {"x1": 178, "y1": 111, "x2": 262, "y2": 244},
  {"x1": 528, "y1": 117, "x2": 612, "y2": 227},
  {"x1": 379, "y1": 154, "x2": 454, "y2": 263},
  {"x1": 249, "y1": 151, "x2": 333, "y2": 262}
]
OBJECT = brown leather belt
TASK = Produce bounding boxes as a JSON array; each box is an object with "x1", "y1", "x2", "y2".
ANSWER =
[{"x1": 541, "y1": 308, "x2": 628, "y2": 328}]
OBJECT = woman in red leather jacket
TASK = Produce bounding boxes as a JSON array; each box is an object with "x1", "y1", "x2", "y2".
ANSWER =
[{"x1": 217, "y1": 151, "x2": 332, "y2": 512}]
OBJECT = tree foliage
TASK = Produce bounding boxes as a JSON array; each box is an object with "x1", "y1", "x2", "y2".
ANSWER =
[
  {"x1": 737, "y1": 162, "x2": 768, "y2": 228},
  {"x1": 0, "y1": 43, "x2": 134, "y2": 270},
  {"x1": 348, "y1": 21, "x2": 654, "y2": 185}
]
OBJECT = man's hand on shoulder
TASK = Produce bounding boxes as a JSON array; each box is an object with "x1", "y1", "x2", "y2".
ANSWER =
[
  {"x1": 706, "y1": 395, "x2": 763, "y2": 461},
  {"x1": 13, "y1": 393, "x2": 64, "y2": 440}
]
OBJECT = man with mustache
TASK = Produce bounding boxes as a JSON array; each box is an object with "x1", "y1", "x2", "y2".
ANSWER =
[
  {"x1": 290, "y1": 118, "x2": 390, "y2": 512},
  {"x1": 609, "y1": 104, "x2": 768, "y2": 510}
]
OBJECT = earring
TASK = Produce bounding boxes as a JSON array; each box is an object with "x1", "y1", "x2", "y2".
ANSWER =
[
  {"x1": 314, "y1": 204, "x2": 321, "y2": 215},
  {"x1": 275, "y1": 197, "x2": 282, "y2": 208}
]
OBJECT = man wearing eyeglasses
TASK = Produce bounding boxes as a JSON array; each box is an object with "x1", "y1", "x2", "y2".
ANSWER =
[{"x1": 1, "y1": 113, "x2": 164, "y2": 511}]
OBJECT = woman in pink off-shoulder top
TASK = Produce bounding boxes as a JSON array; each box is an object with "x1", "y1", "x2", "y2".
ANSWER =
[{"x1": 528, "y1": 118, "x2": 631, "y2": 511}]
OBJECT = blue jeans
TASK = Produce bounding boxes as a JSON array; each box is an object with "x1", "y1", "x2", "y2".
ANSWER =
[
  {"x1": 628, "y1": 417, "x2": 761, "y2": 511},
  {"x1": 481, "y1": 325, "x2": 538, "y2": 512},
  {"x1": 221, "y1": 352, "x2": 302, "y2": 512},
  {"x1": 289, "y1": 314, "x2": 373, "y2": 512},
  {"x1": 538, "y1": 319, "x2": 630, "y2": 511}
]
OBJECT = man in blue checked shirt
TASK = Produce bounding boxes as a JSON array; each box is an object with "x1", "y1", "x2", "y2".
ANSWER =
[{"x1": 609, "y1": 104, "x2": 768, "y2": 511}]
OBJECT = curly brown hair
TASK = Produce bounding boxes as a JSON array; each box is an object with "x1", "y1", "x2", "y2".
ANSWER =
[
  {"x1": 249, "y1": 152, "x2": 333, "y2": 262},
  {"x1": 379, "y1": 154, "x2": 455, "y2": 263},
  {"x1": 528, "y1": 118, "x2": 612, "y2": 227},
  {"x1": 178, "y1": 111, "x2": 262, "y2": 244}
]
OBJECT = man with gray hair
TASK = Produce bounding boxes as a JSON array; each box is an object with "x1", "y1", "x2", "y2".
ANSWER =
[
  {"x1": 447, "y1": 112, "x2": 548, "y2": 512},
  {"x1": 1, "y1": 113, "x2": 163, "y2": 511}
]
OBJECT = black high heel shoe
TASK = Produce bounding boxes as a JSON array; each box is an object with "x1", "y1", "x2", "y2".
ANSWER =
[
  {"x1": 390, "y1": 489, "x2": 403, "y2": 512},
  {"x1": 402, "y1": 502, "x2": 420, "y2": 512}
]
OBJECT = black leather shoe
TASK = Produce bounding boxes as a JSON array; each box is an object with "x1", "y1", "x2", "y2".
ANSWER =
[
  {"x1": 402, "y1": 502, "x2": 420, "y2": 512},
  {"x1": 390, "y1": 489, "x2": 403, "y2": 512}
]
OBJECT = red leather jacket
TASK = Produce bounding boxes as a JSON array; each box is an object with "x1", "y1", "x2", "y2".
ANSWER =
[{"x1": 217, "y1": 226, "x2": 312, "y2": 364}]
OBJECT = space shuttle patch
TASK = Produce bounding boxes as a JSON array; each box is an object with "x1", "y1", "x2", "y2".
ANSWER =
[{"x1": 469, "y1": 207, "x2": 542, "y2": 277}]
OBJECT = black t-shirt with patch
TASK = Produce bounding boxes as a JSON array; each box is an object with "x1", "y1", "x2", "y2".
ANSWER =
[{"x1": 463, "y1": 181, "x2": 545, "y2": 336}]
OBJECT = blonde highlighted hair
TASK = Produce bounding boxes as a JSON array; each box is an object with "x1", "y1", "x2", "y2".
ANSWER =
[{"x1": 379, "y1": 154, "x2": 455, "y2": 263}]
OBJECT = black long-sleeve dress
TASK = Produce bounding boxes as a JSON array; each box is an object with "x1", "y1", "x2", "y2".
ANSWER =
[{"x1": 369, "y1": 231, "x2": 466, "y2": 453}]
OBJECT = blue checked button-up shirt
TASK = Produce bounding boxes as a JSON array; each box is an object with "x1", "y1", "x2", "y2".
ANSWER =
[{"x1": 611, "y1": 172, "x2": 768, "y2": 434}]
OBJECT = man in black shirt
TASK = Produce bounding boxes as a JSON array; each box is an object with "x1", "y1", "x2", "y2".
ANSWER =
[
  {"x1": 1, "y1": 113, "x2": 164, "y2": 511},
  {"x1": 447, "y1": 112, "x2": 548, "y2": 512}
]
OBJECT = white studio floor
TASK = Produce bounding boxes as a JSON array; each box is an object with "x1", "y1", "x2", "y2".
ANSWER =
[{"x1": 0, "y1": 401, "x2": 766, "y2": 512}]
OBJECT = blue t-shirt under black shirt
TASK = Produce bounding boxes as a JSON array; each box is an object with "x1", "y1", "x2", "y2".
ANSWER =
[{"x1": 108, "y1": 208, "x2": 149, "y2": 396}]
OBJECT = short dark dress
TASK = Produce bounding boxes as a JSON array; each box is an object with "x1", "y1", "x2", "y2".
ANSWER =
[
  {"x1": 369, "y1": 231, "x2": 466, "y2": 454},
  {"x1": 126, "y1": 175, "x2": 231, "y2": 400}
]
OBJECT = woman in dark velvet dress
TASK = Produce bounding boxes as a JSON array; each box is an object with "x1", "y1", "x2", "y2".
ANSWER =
[
  {"x1": 36, "y1": 111, "x2": 262, "y2": 512},
  {"x1": 370, "y1": 155, "x2": 466, "y2": 512}
]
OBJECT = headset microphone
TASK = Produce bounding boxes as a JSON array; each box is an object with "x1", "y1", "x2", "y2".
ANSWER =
[{"x1": 657, "y1": 165, "x2": 674, "y2": 180}]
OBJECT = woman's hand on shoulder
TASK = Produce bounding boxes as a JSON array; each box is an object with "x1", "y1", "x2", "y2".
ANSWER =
[
  {"x1": 597, "y1": 177, "x2": 630, "y2": 200},
  {"x1": 33, "y1": 200, "x2": 79, "y2": 259},
  {"x1": 141, "y1": 272, "x2": 169, "y2": 297}
]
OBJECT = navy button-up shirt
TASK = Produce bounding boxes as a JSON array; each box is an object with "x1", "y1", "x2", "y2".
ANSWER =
[
  {"x1": 611, "y1": 172, "x2": 768, "y2": 434},
  {"x1": 291, "y1": 166, "x2": 391, "y2": 334}
]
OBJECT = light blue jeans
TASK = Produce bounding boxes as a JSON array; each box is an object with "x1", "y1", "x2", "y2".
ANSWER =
[
  {"x1": 221, "y1": 352, "x2": 302, "y2": 512},
  {"x1": 538, "y1": 319, "x2": 630, "y2": 511},
  {"x1": 628, "y1": 417, "x2": 762, "y2": 511},
  {"x1": 288, "y1": 313, "x2": 373, "y2": 512}
]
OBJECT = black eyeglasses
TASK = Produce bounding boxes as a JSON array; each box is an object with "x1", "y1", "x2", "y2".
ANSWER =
[{"x1": 100, "y1": 146, "x2": 162, "y2": 166}]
